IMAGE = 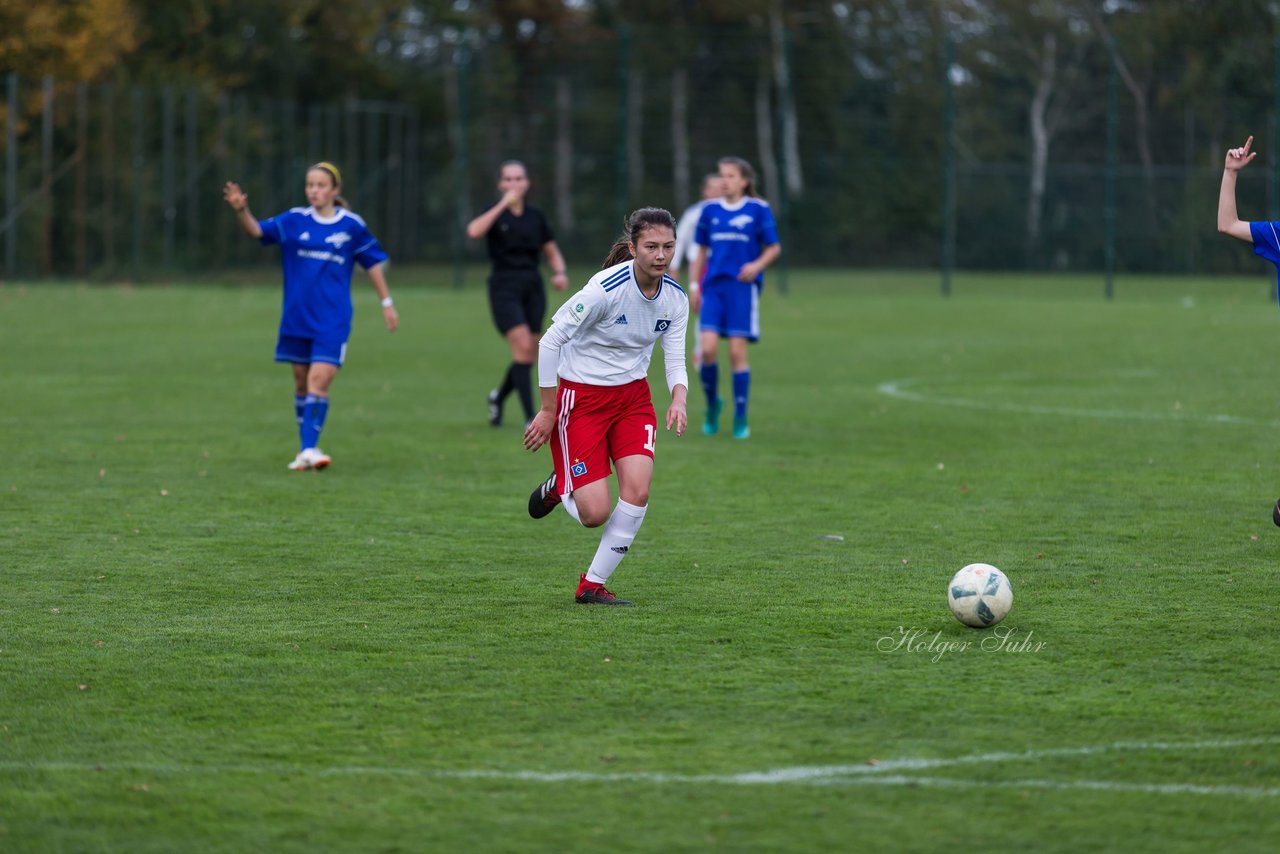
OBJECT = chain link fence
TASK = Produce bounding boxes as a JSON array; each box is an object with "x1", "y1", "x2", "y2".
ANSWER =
[{"x1": 1, "y1": 20, "x2": 1276, "y2": 283}]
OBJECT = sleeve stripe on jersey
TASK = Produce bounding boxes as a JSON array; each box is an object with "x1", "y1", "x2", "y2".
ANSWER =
[
  {"x1": 662, "y1": 274, "x2": 684, "y2": 294},
  {"x1": 601, "y1": 267, "x2": 630, "y2": 292},
  {"x1": 354, "y1": 239, "x2": 378, "y2": 255},
  {"x1": 1270, "y1": 222, "x2": 1279, "y2": 253}
]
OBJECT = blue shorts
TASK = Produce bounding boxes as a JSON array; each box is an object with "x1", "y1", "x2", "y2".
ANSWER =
[
  {"x1": 274, "y1": 333, "x2": 348, "y2": 366},
  {"x1": 699, "y1": 279, "x2": 760, "y2": 342}
]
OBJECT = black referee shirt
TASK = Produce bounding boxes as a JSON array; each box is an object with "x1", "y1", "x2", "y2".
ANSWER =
[{"x1": 485, "y1": 206, "x2": 555, "y2": 275}]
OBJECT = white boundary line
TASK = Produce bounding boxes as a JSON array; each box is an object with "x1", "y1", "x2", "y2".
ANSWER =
[
  {"x1": 877, "y1": 375, "x2": 1279, "y2": 427},
  {"x1": 3, "y1": 736, "x2": 1277, "y2": 796}
]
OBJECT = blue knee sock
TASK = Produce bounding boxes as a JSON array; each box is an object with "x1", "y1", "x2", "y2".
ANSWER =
[
  {"x1": 733, "y1": 370, "x2": 750, "y2": 419},
  {"x1": 700, "y1": 363, "x2": 719, "y2": 408},
  {"x1": 301, "y1": 394, "x2": 330, "y2": 450}
]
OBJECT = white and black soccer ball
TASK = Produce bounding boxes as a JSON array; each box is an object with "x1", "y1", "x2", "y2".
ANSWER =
[{"x1": 947, "y1": 563, "x2": 1013, "y2": 628}]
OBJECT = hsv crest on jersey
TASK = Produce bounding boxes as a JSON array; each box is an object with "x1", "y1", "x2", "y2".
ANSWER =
[
  {"x1": 571, "y1": 460, "x2": 588, "y2": 477},
  {"x1": 325, "y1": 232, "x2": 352, "y2": 249},
  {"x1": 729, "y1": 214, "x2": 754, "y2": 229},
  {"x1": 653, "y1": 319, "x2": 672, "y2": 332}
]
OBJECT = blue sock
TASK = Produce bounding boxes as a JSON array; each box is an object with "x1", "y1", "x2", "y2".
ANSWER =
[
  {"x1": 733, "y1": 370, "x2": 750, "y2": 420},
  {"x1": 700, "y1": 363, "x2": 719, "y2": 408},
  {"x1": 294, "y1": 395, "x2": 307, "y2": 449},
  {"x1": 301, "y1": 394, "x2": 330, "y2": 450}
]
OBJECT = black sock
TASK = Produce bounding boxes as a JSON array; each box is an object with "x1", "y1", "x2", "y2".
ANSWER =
[
  {"x1": 496, "y1": 363, "x2": 516, "y2": 402},
  {"x1": 512, "y1": 363, "x2": 534, "y2": 420}
]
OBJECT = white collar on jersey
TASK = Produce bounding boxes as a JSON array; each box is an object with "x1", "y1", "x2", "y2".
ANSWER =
[
  {"x1": 304, "y1": 206, "x2": 346, "y2": 225},
  {"x1": 715, "y1": 196, "x2": 752, "y2": 212}
]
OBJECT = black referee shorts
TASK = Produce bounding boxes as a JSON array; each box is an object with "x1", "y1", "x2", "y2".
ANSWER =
[{"x1": 488, "y1": 273, "x2": 546, "y2": 335}]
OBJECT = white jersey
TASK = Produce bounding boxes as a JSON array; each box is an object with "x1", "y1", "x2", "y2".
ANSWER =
[
  {"x1": 538, "y1": 260, "x2": 690, "y2": 393},
  {"x1": 671, "y1": 200, "x2": 707, "y2": 273}
]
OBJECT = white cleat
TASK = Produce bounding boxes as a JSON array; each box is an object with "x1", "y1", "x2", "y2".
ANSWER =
[
  {"x1": 287, "y1": 452, "x2": 312, "y2": 471},
  {"x1": 300, "y1": 447, "x2": 331, "y2": 470}
]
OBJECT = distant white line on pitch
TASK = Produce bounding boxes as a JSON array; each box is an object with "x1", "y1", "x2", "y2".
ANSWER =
[
  {"x1": 3, "y1": 736, "x2": 1277, "y2": 796},
  {"x1": 877, "y1": 376, "x2": 1274, "y2": 426}
]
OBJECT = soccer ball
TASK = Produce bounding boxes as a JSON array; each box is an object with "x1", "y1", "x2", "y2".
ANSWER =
[{"x1": 947, "y1": 563, "x2": 1013, "y2": 628}]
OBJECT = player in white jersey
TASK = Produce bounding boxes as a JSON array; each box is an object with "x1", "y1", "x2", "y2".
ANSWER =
[{"x1": 523, "y1": 208, "x2": 690, "y2": 605}]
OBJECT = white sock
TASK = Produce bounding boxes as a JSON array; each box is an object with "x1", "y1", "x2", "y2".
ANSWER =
[
  {"x1": 584, "y1": 499, "x2": 647, "y2": 584},
  {"x1": 561, "y1": 491, "x2": 582, "y2": 525}
]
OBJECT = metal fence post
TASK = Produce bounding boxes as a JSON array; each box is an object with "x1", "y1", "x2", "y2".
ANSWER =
[
  {"x1": 942, "y1": 35, "x2": 956, "y2": 298},
  {"x1": 40, "y1": 76, "x2": 53, "y2": 276},
  {"x1": 4, "y1": 74, "x2": 17, "y2": 278},
  {"x1": 131, "y1": 88, "x2": 144, "y2": 279},
  {"x1": 162, "y1": 87, "x2": 175, "y2": 271},
  {"x1": 1105, "y1": 34, "x2": 1118, "y2": 301}
]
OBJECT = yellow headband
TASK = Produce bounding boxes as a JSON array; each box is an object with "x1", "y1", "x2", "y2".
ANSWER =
[{"x1": 312, "y1": 161, "x2": 342, "y2": 187}]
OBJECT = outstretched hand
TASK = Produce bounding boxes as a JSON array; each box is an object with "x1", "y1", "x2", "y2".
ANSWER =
[
  {"x1": 223, "y1": 181, "x2": 248, "y2": 211},
  {"x1": 1226, "y1": 136, "x2": 1257, "y2": 172}
]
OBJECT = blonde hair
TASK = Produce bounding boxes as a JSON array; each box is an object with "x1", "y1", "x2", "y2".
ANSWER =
[{"x1": 309, "y1": 162, "x2": 348, "y2": 208}]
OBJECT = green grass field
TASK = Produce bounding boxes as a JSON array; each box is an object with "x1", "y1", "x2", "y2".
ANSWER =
[{"x1": 2, "y1": 268, "x2": 1279, "y2": 852}]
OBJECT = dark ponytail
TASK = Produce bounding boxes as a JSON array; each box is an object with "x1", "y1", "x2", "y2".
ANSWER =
[{"x1": 601, "y1": 207, "x2": 678, "y2": 269}]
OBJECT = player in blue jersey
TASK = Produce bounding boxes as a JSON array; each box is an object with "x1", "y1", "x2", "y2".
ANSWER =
[
  {"x1": 222, "y1": 162, "x2": 397, "y2": 471},
  {"x1": 672, "y1": 173, "x2": 725, "y2": 373},
  {"x1": 688, "y1": 156, "x2": 782, "y2": 439},
  {"x1": 467, "y1": 161, "x2": 569, "y2": 430},
  {"x1": 1217, "y1": 134, "x2": 1280, "y2": 524}
]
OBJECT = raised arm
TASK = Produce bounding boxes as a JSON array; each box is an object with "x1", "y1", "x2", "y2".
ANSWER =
[
  {"x1": 222, "y1": 181, "x2": 262, "y2": 239},
  {"x1": 466, "y1": 192, "x2": 519, "y2": 240},
  {"x1": 1219, "y1": 136, "x2": 1258, "y2": 243}
]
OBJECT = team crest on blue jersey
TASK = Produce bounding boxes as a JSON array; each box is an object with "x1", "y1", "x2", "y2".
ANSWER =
[
  {"x1": 614, "y1": 314, "x2": 628, "y2": 325},
  {"x1": 325, "y1": 232, "x2": 352, "y2": 249},
  {"x1": 571, "y1": 461, "x2": 588, "y2": 477},
  {"x1": 729, "y1": 214, "x2": 754, "y2": 229},
  {"x1": 653, "y1": 319, "x2": 672, "y2": 332}
]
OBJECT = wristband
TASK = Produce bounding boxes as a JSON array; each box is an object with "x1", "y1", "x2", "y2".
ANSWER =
[{"x1": 381, "y1": 296, "x2": 394, "y2": 308}]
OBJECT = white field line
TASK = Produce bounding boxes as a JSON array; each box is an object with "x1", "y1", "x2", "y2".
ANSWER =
[
  {"x1": 876, "y1": 376, "x2": 1277, "y2": 426},
  {"x1": 3, "y1": 736, "x2": 1277, "y2": 796}
]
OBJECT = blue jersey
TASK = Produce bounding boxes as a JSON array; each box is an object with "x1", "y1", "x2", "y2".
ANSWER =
[
  {"x1": 694, "y1": 197, "x2": 779, "y2": 287},
  {"x1": 258, "y1": 207, "x2": 389, "y2": 339},
  {"x1": 1250, "y1": 221, "x2": 1280, "y2": 304}
]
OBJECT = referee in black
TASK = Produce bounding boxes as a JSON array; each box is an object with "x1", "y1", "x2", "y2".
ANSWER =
[{"x1": 467, "y1": 160, "x2": 569, "y2": 428}]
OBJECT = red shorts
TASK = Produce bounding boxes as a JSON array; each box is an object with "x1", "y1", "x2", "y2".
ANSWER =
[{"x1": 551, "y1": 378, "x2": 657, "y2": 495}]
